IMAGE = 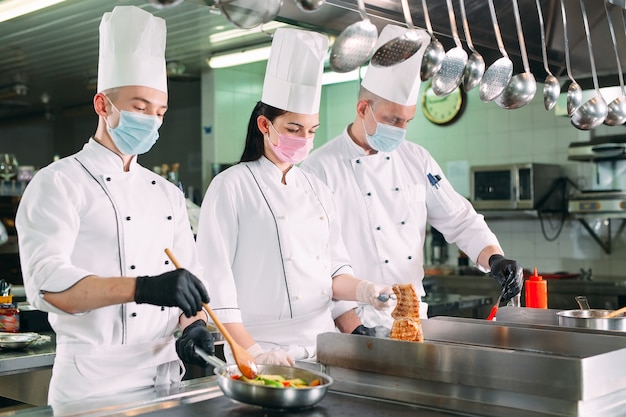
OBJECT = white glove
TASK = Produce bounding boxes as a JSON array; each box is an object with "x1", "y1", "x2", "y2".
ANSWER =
[
  {"x1": 247, "y1": 343, "x2": 295, "y2": 366},
  {"x1": 356, "y1": 280, "x2": 395, "y2": 310}
]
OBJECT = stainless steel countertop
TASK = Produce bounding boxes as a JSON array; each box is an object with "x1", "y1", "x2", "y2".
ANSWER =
[
  {"x1": 2, "y1": 375, "x2": 461, "y2": 417},
  {"x1": 0, "y1": 331, "x2": 55, "y2": 376}
]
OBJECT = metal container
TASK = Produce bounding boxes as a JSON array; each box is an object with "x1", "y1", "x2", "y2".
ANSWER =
[
  {"x1": 557, "y1": 309, "x2": 626, "y2": 331},
  {"x1": 213, "y1": 364, "x2": 333, "y2": 410},
  {"x1": 0, "y1": 332, "x2": 40, "y2": 349}
]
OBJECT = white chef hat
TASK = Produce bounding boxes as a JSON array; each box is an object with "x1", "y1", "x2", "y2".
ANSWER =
[
  {"x1": 97, "y1": 6, "x2": 167, "y2": 94},
  {"x1": 361, "y1": 24, "x2": 430, "y2": 106},
  {"x1": 261, "y1": 28, "x2": 329, "y2": 115}
]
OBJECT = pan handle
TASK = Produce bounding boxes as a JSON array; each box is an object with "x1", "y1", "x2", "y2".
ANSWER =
[{"x1": 194, "y1": 345, "x2": 227, "y2": 368}]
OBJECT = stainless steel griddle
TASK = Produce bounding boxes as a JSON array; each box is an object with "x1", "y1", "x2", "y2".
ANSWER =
[{"x1": 317, "y1": 317, "x2": 626, "y2": 417}]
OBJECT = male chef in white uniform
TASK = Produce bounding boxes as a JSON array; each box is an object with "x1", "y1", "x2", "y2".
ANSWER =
[
  {"x1": 16, "y1": 6, "x2": 214, "y2": 405},
  {"x1": 300, "y1": 25, "x2": 524, "y2": 334}
]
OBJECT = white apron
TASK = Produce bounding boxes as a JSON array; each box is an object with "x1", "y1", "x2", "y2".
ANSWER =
[{"x1": 49, "y1": 337, "x2": 181, "y2": 405}]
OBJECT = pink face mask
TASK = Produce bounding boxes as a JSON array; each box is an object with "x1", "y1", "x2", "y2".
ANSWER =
[{"x1": 267, "y1": 122, "x2": 314, "y2": 164}]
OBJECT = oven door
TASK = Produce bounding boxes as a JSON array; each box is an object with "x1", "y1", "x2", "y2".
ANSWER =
[{"x1": 471, "y1": 167, "x2": 517, "y2": 209}]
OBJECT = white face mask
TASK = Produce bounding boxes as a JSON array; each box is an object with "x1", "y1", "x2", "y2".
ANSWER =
[
  {"x1": 105, "y1": 96, "x2": 162, "y2": 155},
  {"x1": 362, "y1": 105, "x2": 406, "y2": 152}
]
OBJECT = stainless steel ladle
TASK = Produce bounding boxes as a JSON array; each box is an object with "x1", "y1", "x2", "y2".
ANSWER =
[
  {"x1": 603, "y1": 3, "x2": 626, "y2": 126},
  {"x1": 536, "y1": 0, "x2": 560, "y2": 111},
  {"x1": 494, "y1": 0, "x2": 536, "y2": 109},
  {"x1": 560, "y1": 0, "x2": 582, "y2": 116},
  {"x1": 570, "y1": 0, "x2": 608, "y2": 130},
  {"x1": 329, "y1": 0, "x2": 378, "y2": 73},
  {"x1": 431, "y1": 0, "x2": 468, "y2": 96},
  {"x1": 459, "y1": 0, "x2": 484, "y2": 92},
  {"x1": 419, "y1": 0, "x2": 445, "y2": 81},
  {"x1": 479, "y1": 0, "x2": 513, "y2": 102},
  {"x1": 294, "y1": 0, "x2": 325, "y2": 12},
  {"x1": 370, "y1": 0, "x2": 424, "y2": 68}
]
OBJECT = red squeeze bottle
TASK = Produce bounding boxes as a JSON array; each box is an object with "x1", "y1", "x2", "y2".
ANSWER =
[{"x1": 525, "y1": 267, "x2": 548, "y2": 309}]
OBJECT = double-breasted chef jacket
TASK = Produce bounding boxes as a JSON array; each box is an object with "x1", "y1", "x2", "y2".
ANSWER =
[
  {"x1": 16, "y1": 138, "x2": 202, "y2": 404},
  {"x1": 300, "y1": 128, "x2": 501, "y2": 328},
  {"x1": 195, "y1": 157, "x2": 352, "y2": 361}
]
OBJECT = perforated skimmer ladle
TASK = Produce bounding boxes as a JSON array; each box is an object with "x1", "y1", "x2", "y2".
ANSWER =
[
  {"x1": 603, "y1": 2, "x2": 626, "y2": 126},
  {"x1": 459, "y1": 0, "x2": 484, "y2": 92},
  {"x1": 570, "y1": 0, "x2": 608, "y2": 130},
  {"x1": 494, "y1": 0, "x2": 536, "y2": 109},
  {"x1": 419, "y1": 0, "x2": 445, "y2": 81},
  {"x1": 370, "y1": 0, "x2": 424, "y2": 68},
  {"x1": 560, "y1": 0, "x2": 582, "y2": 117},
  {"x1": 536, "y1": 0, "x2": 560, "y2": 111},
  {"x1": 479, "y1": 0, "x2": 513, "y2": 102},
  {"x1": 329, "y1": 0, "x2": 378, "y2": 73},
  {"x1": 431, "y1": 0, "x2": 468, "y2": 96}
]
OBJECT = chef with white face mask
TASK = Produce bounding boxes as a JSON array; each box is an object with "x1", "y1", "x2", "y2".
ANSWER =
[
  {"x1": 195, "y1": 28, "x2": 393, "y2": 366},
  {"x1": 300, "y1": 24, "x2": 524, "y2": 333},
  {"x1": 16, "y1": 6, "x2": 214, "y2": 406}
]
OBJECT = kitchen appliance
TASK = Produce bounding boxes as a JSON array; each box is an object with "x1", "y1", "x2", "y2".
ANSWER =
[
  {"x1": 568, "y1": 189, "x2": 626, "y2": 216},
  {"x1": 318, "y1": 317, "x2": 626, "y2": 416},
  {"x1": 470, "y1": 163, "x2": 563, "y2": 210}
]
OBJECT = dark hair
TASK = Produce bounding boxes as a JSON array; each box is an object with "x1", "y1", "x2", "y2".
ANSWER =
[{"x1": 239, "y1": 101, "x2": 288, "y2": 162}]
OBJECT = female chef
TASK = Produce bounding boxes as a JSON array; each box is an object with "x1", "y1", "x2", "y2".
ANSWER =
[{"x1": 195, "y1": 28, "x2": 393, "y2": 366}]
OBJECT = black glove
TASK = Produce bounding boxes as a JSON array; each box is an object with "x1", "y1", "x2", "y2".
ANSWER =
[
  {"x1": 135, "y1": 269, "x2": 209, "y2": 318},
  {"x1": 351, "y1": 324, "x2": 390, "y2": 338},
  {"x1": 489, "y1": 254, "x2": 523, "y2": 302},
  {"x1": 176, "y1": 319, "x2": 215, "y2": 367}
]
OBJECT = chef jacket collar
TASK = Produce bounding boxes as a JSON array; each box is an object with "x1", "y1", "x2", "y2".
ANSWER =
[
  {"x1": 85, "y1": 137, "x2": 139, "y2": 173},
  {"x1": 341, "y1": 126, "x2": 390, "y2": 160},
  {"x1": 259, "y1": 155, "x2": 297, "y2": 183}
]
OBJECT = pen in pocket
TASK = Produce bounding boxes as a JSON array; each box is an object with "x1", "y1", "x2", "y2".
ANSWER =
[{"x1": 427, "y1": 173, "x2": 441, "y2": 189}]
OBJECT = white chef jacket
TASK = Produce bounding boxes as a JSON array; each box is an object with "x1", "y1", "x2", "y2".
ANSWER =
[
  {"x1": 300, "y1": 128, "x2": 501, "y2": 328},
  {"x1": 16, "y1": 138, "x2": 202, "y2": 404},
  {"x1": 195, "y1": 157, "x2": 352, "y2": 361}
]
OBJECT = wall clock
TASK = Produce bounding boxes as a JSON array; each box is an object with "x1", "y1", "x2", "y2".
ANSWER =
[{"x1": 421, "y1": 81, "x2": 467, "y2": 126}]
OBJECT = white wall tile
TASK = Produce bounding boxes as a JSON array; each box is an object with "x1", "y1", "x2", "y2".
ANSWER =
[{"x1": 209, "y1": 67, "x2": 625, "y2": 278}]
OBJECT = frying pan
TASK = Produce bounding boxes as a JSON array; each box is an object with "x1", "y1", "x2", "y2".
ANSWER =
[
  {"x1": 556, "y1": 309, "x2": 626, "y2": 332},
  {"x1": 214, "y1": 363, "x2": 333, "y2": 409}
]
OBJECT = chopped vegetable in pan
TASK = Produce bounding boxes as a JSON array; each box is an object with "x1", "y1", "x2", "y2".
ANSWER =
[{"x1": 231, "y1": 373, "x2": 322, "y2": 388}]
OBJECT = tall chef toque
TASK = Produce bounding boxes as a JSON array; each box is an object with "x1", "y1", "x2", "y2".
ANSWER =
[
  {"x1": 261, "y1": 28, "x2": 329, "y2": 115},
  {"x1": 361, "y1": 24, "x2": 430, "y2": 106},
  {"x1": 97, "y1": 6, "x2": 167, "y2": 94}
]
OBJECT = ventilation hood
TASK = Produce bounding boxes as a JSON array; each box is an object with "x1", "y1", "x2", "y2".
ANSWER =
[{"x1": 569, "y1": 135, "x2": 626, "y2": 161}]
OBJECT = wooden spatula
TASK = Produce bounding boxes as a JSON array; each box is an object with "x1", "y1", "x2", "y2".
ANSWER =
[
  {"x1": 603, "y1": 305, "x2": 626, "y2": 319},
  {"x1": 164, "y1": 248, "x2": 258, "y2": 379}
]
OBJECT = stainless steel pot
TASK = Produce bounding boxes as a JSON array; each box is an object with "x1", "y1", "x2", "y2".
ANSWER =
[
  {"x1": 556, "y1": 309, "x2": 626, "y2": 331},
  {"x1": 214, "y1": 363, "x2": 333, "y2": 409}
]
